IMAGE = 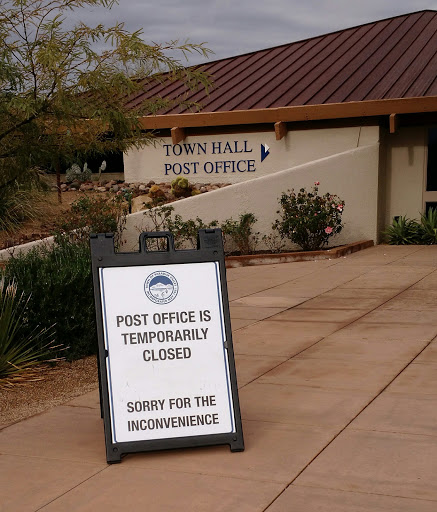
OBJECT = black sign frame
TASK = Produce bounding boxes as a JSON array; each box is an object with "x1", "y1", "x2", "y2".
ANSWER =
[{"x1": 90, "y1": 229, "x2": 244, "y2": 463}]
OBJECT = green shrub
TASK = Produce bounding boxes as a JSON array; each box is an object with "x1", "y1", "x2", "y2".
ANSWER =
[
  {"x1": 274, "y1": 183, "x2": 345, "y2": 251},
  {"x1": 142, "y1": 205, "x2": 261, "y2": 254},
  {"x1": 420, "y1": 208, "x2": 437, "y2": 244},
  {"x1": 384, "y1": 208, "x2": 437, "y2": 245},
  {"x1": 53, "y1": 195, "x2": 127, "y2": 249},
  {"x1": 0, "y1": 278, "x2": 58, "y2": 382},
  {"x1": 3, "y1": 242, "x2": 96, "y2": 361},
  {"x1": 261, "y1": 231, "x2": 287, "y2": 254},
  {"x1": 142, "y1": 205, "x2": 218, "y2": 249},
  {"x1": 221, "y1": 213, "x2": 259, "y2": 255},
  {"x1": 384, "y1": 216, "x2": 422, "y2": 245},
  {"x1": 141, "y1": 205, "x2": 177, "y2": 250},
  {"x1": 3, "y1": 195, "x2": 129, "y2": 362},
  {"x1": 168, "y1": 215, "x2": 219, "y2": 249}
]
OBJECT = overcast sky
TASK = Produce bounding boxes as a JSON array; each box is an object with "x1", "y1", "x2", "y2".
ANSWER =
[{"x1": 77, "y1": 0, "x2": 437, "y2": 64}]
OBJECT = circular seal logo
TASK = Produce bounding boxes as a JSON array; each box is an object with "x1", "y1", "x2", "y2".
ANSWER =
[{"x1": 144, "y1": 271, "x2": 178, "y2": 304}]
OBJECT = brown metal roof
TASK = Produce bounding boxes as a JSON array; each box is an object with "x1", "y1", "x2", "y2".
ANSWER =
[{"x1": 126, "y1": 10, "x2": 437, "y2": 117}]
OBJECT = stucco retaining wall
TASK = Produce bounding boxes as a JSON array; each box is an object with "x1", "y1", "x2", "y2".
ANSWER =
[
  {"x1": 123, "y1": 144, "x2": 380, "y2": 252},
  {"x1": 0, "y1": 236, "x2": 55, "y2": 262},
  {"x1": 0, "y1": 143, "x2": 380, "y2": 260}
]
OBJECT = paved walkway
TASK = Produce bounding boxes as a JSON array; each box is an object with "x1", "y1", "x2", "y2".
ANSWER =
[{"x1": 2, "y1": 245, "x2": 437, "y2": 511}]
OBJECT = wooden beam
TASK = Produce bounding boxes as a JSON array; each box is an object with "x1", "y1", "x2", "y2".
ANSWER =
[
  {"x1": 171, "y1": 127, "x2": 185, "y2": 144},
  {"x1": 274, "y1": 121, "x2": 287, "y2": 140},
  {"x1": 138, "y1": 96, "x2": 437, "y2": 130},
  {"x1": 389, "y1": 113, "x2": 399, "y2": 133}
]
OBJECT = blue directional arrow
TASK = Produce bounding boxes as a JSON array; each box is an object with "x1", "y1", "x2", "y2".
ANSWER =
[{"x1": 261, "y1": 143, "x2": 270, "y2": 162}]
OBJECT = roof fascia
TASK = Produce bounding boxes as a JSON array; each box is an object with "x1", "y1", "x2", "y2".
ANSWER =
[{"x1": 138, "y1": 97, "x2": 437, "y2": 131}]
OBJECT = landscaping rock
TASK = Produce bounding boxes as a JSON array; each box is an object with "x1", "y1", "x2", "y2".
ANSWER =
[
  {"x1": 55, "y1": 180, "x2": 231, "y2": 197},
  {"x1": 131, "y1": 194, "x2": 153, "y2": 213}
]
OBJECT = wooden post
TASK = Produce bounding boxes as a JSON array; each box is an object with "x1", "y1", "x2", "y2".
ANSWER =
[
  {"x1": 389, "y1": 113, "x2": 398, "y2": 134},
  {"x1": 274, "y1": 121, "x2": 287, "y2": 140},
  {"x1": 171, "y1": 127, "x2": 185, "y2": 145}
]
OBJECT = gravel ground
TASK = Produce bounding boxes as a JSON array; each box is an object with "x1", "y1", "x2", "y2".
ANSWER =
[{"x1": 0, "y1": 356, "x2": 99, "y2": 429}]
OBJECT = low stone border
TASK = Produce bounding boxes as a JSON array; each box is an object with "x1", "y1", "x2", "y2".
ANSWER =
[
  {"x1": 225, "y1": 240, "x2": 374, "y2": 268},
  {"x1": 56, "y1": 179, "x2": 231, "y2": 196},
  {"x1": 0, "y1": 238, "x2": 374, "y2": 267}
]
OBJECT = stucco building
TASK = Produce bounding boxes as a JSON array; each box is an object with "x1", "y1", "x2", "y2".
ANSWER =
[{"x1": 122, "y1": 10, "x2": 437, "y2": 250}]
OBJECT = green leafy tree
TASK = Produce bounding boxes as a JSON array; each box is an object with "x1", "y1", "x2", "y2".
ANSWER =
[{"x1": 0, "y1": 0, "x2": 210, "y2": 202}]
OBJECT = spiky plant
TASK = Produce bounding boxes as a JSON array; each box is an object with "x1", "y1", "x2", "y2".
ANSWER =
[
  {"x1": 0, "y1": 278, "x2": 59, "y2": 384},
  {"x1": 420, "y1": 208, "x2": 437, "y2": 244},
  {"x1": 383, "y1": 216, "x2": 421, "y2": 245},
  {"x1": 0, "y1": 183, "x2": 45, "y2": 235}
]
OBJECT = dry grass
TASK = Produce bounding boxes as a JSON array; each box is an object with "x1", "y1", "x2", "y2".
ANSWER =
[
  {"x1": 0, "y1": 190, "x2": 96, "y2": 251},
  {"x1": 0, "y1": 356, "x2": 98, "y2": 429}
]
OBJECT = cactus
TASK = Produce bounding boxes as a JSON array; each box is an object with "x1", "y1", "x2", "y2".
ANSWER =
[
  {"x1": 171, "y1": 177, "x2": 193, "y2": 198},
  {"x1": 65, "y1": 162, "x2": 92, "y2": 183},
  {"x1": 148, "y1": 185, "x2": 166, "y2": 200}
]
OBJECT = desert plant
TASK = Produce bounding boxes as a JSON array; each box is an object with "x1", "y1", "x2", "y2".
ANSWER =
[
  {"x1": 274, "y1": 183, "x2": 345, "y2": 251},
  {"x1": 221, "y1": 213, "x2": 259, "y2": 255},
  {"x1": 96, "y1": 160, "x2": 107, "y2": 182},
  {"x1": 142, "y1": 204, "x2": 175, "y2": 231},
  {"x1": 0, "y1": 278, "x2": 59, "y2": 382},
  {"x1": 53, "y1": 195, "x2": 127, "y2": 249},
  {"x1": 0, "y1": 182, "x2": 46, "y2": 235},
  {"x1": 141, "y1": 205, "x2": 176, "y2": 249},
  {"x1": 148, "y1": 185, "x2": 167, "y2": 202},
  {"x1": 168, "y1": 215, "x2": 219, "y2": 249},
  {"x1": 3, "y1": 242, "x2": 96, "y2": 361},
  {"x1": 142, "y1": 204, "x2": 218, "y2": 249},
  {"x1": 116, "y1": 188, "x2": 133, "y2": 213},
  {"x1": 65, "y1": 163, "x2": 92, "y2": 183},
  {"x1": 261, "y1": 230, "x2": 287, "y2": 254},
  {"x1": 420, "y1": 208, "x2": 437, "y2": 244},
  {"x1": 171, "y1": 177, "x2": 193, "y2": 198},
  {"x1": 384, "y1": 216, "x2": 422, "y2": 245},
  {"x1": 142, "y1": 205, "x2": 260, "y2": 254}
]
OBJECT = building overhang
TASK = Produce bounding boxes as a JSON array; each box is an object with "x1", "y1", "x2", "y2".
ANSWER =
[{"x1": 138, "y1": 96, "x2": 437, "y2": 138}]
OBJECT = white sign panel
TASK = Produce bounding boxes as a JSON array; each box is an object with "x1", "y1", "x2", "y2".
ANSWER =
[{"x1": 99, "y1": 261, "x2": 235, "y2": 443}]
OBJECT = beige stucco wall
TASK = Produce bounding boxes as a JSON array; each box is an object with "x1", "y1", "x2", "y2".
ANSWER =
[
  {"x1": 124, "y1": 125, "x2": 380, "y2": 185},
  {"x1": 123, "y1": 144, "x2": 380, "y2": 252},
  {"x1": 383, "y1": 126, "x2": 427, "y2": 227},
  {"x1": 1, "y1": 125, "x2": 428, "y2": 261}
]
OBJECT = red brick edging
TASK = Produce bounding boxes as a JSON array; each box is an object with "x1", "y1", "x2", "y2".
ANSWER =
[{"x1": 225, "y1": 240, "x2": 374, "y2": 268}]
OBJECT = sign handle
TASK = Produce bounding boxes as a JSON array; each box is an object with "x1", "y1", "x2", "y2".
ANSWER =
[{"x1": 139, "y1": 231, "x2": 176, "y2": 253}]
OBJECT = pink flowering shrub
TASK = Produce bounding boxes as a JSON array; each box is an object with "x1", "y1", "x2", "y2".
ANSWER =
[{"x1": 273, "y1": 182, "x2": 345, "y2": 251}]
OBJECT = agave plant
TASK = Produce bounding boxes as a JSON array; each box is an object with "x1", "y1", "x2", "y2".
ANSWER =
[
  {"x1": 420, "y1": 208, "x2": 437, "y2": 244},
  {"x1": 384, "y1": 216, "x2": 422, "y2": 245},
  {"x1": 0, "y1": 278, "x2": 59, "y2": 384}
]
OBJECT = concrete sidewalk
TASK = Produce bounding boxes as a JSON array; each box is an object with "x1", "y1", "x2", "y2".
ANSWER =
[{"x1": 2, "y1": 245, "x2": 437, "y2": 511}]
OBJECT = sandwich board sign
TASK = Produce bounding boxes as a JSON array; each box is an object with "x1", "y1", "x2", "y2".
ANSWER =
[{"x1": 90, "y1": 230, "x2": 244, "y2": 463}]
